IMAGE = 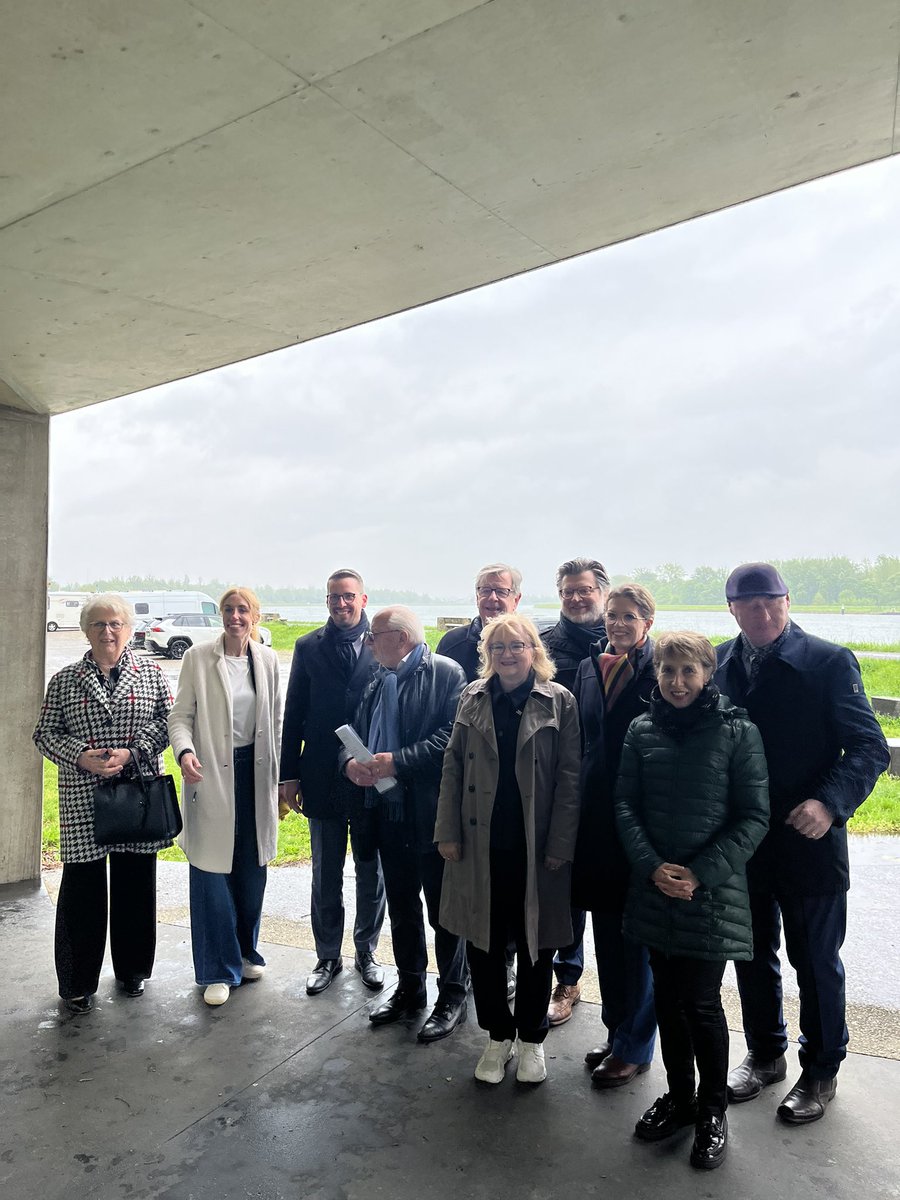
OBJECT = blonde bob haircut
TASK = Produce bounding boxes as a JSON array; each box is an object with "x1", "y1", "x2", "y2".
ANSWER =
[
  {"x1": 478, "y1": 613, "x2": 556, "y2": 684},
  {"x1": 606, "y1": 582, "x2": 656, "y2": 620},
  {"x1": 653, "y1": 631, "x2": 717, "y2": 680},
  {"x1": 80, "y1": 593, "x2": 133, "y2": 634},
  {"x1": 219, "y1": 586, "x2": 262, "y2": 643}
]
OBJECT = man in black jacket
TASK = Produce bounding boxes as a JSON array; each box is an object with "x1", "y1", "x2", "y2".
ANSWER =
[
  {"x1": 342, "y1": 606, "x2": 468, "y2": 1043},
  {"x1": 715, "y1": 562, "x2": 889, "y2": 1125},
  {"x1": 436, "y1": 563, "x2": 522, "y2": 681},
  {"x1": 279, "y1": 570, "x2": 386, "y2": 997}
]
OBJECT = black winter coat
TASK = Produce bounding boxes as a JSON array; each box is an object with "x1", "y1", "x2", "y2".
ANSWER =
[
  {"x1": 715, "y1": 623, "x2": 889, "y2": 895},
  {"x1": 540, "y1": 618, "x2": 604, "y2": 694},
  {"x1": 279, "y1": 624, "x2": 377, "y2": 819},
  {"x1": 571, "y1": 637, "x2": 656, "y2": 912},
  {"x1": 615, "y1": 695, "x2": 769, "y2": 961},
  {"x1": 436, "y1": 618, "x2": 483, "y2": 683}
]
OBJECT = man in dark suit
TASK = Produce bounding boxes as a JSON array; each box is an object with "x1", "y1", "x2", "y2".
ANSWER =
[
  {"x1": 279, "y1": 570, "x2": 386, "y2": 996},
  {"x1": 436, "y1": 563, "x2": 522, "y2": 681},
  {"x1": 715, "y1": 562, "x2": 888, "y2": 1124}
]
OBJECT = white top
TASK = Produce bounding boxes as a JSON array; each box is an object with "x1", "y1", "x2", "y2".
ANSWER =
[{"x1": 225, "y1": 654, "x2": 256, "y2": 747}]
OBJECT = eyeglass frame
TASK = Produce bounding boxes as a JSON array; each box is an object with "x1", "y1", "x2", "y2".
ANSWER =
[
  {"x1": 486, "y1": 640, "x2": 533, "y2": 656},
  {"x1": 88, "y1": 620, "x2": 129, "y2": 632},
  {"x1": 559, "y1": 585, "x2": 601, "y2": 600},
  {"x1": 326, "y1": 592, "x2": 359, "y2": 605},
  {"x1": 476, "y1": 586, "x2": 514, "y2": 599}
]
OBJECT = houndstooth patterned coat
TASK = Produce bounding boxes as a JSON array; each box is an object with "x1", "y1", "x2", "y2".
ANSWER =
[{"x1": 34, "y1": 649, "x2": 174, "y2": 862}]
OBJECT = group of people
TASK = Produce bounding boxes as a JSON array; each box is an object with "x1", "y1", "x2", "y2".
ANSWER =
[{"x1": 35, "y1": 558, "x2": 889, "y2": 1172}]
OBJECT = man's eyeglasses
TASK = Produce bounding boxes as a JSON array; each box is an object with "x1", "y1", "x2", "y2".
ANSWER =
[
  {"x1": 488, "y1": 641, "x2": 531, "y2": 656},
  {"x1": 560, "y1": 586, "x2": 600, "y2": 600},
  {"x1": 327, "y1": 593, "x2": 358, "y2": 605},
  {"x1": 477, "y1": 586, "x2": 513, "y2": 599},
  {"x1": 605, "y1": 613, "x2": 641, "y2": 625},
  {"x1": 363, "y1": 629, "x2": 398, "y2": 643},
  {"x1": 89, "y1": 621, "x2": 126, "y2": 632}
]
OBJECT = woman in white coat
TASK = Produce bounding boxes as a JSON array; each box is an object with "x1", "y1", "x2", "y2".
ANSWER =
[{"x1": 169, "y1": 587, "x2": 282, "y2": 1006}]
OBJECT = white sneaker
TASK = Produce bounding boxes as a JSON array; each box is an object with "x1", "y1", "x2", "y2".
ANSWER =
[
  {"x1": 242, "y1": 959, "x2": 265, "y2": 981},
  {"x1": 474, "y1": 1038, "x2": 515, "y2": 1084},
  {"x1": 204, "y1": 983, "x2": 230, "y2": 1006},
  {"x1": 516, "y1": 1039, "x2": 547, "y2": 1084}
]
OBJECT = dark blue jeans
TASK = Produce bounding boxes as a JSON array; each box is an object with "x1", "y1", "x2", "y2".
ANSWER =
[
  {"x1": 189, "y1": 746, "x2": 267, "y2": 987},
  {"x1": 552, "y1": 906, "x2": 586, "y2": 985},
  {"x1": 592, "y1": 910, "x2": 657, "y2": 1064},
  {"x1": 736, "y1": 890, "x2": 848, "y2": 1080}
]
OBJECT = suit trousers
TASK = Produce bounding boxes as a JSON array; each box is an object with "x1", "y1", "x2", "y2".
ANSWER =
[
  {"x1": 376, "y1": 813, "x2": 467, "y2": 1004},
  {"x1": 308, "y1": 814, "x2": 385, "y2": 960},
  {"x1": 55, "y1": 851, "x2": 157, "y2": 999},
  {"x1": 736, "y1": 889, "x2": 848, "y2": 1080},
  {"x1": 552, "y1": 906, "x2": 586, "y2": 986}
]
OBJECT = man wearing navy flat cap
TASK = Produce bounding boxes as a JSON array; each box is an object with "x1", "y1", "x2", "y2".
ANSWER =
[{"x1": 715, "y1": 563, "x2": 888, "y2": 1125}]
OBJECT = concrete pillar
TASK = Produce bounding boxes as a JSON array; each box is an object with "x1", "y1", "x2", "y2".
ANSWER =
[{"x1": 0, "y1": 405, "x2": 49, "y2": 883}]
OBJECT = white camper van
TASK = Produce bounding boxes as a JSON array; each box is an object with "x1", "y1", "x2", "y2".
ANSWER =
[
  {"x1": 46, "y1": 592, "x2": 94, "y2": 632},
  {"x1": 119, "y1": 591, "x2": 220, "y2": 620}
]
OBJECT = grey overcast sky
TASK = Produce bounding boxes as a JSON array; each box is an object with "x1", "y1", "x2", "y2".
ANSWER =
[{"x1": 49, "y1": 154, "x2": 900, "y2": 596}]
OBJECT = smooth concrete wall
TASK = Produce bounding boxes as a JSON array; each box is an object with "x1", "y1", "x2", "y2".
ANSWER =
[{"x1": 0, "y1": 405, "x2": 49, "y2": 883}]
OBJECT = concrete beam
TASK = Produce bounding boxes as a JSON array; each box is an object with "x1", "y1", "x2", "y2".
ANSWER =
[{"x1": 0, "y1": 405, "x2": 48, "y2": 883}]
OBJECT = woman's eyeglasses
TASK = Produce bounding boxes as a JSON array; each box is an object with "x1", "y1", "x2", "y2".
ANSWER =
[{"x1": 487, "y1": 641, "x2": 531, "y2": 656}]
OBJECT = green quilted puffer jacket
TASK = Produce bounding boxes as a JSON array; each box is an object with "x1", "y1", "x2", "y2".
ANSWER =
[{"x1": 614, "y1": 693, "x2": 769, "y2": 961}]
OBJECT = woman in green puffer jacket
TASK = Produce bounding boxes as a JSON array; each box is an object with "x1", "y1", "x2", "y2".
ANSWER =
[{"x1": 615, "y1": 631, "x2": 769, "y2": 1172}]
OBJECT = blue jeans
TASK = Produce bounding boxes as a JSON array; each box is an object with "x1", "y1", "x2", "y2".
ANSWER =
[
  {"x1": 308, "y1": 815, "x2": 385, "y2": 960},
  {"x1": 592, "y1": 910, "x2": 656, "y2": 1064},
  {"x1": 553, "y1": 906, "x2": 586, "y2": 985},
  {"x1": 189, "y1": 746, "x2": 267, "y2": 987},
  {"x1": 736, "y1": 890, "x2": 848, "y2": 1080}
]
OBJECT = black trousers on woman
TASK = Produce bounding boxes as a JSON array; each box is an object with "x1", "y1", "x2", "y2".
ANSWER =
[
  {"x1": 467, "y1": 848, "x2": 554, "y2": 1044},
  {"x1": 55, "y1": 852, "x2": 157, "y2": 999},
  {"x1": 648, "y1": 949, "x2": 729, "y2": 1117}
]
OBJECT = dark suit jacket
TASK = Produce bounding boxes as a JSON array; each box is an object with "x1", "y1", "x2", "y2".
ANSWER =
[{"x1": 279, "y1": 624, "x2": 377, "y2": 820}]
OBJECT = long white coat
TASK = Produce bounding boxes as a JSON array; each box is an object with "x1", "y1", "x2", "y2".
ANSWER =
[{"x1": 168, "y1": 636, "x2": 283, "y2": 873}]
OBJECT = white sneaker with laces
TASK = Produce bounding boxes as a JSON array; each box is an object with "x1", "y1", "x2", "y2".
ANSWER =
[
  {"x1": 474, "y1": 1038, "x2": 516, "y2": 1084},
  {"x1": 204, "y1": 983, "x2": 230, "y2": 1006},
  {"x1": 516, "y1": 1039, "x2": 547, "y2": 1084},
  {"x1": 242, "y1": 959, "x2": 265, "y2": 981}
]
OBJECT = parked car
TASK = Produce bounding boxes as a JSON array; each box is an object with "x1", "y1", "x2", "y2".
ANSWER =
[{"x1": 146, "y1": 614, "x2": 272, "y2": 658}]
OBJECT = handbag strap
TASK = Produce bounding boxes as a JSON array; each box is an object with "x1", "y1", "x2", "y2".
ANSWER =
[{"x1": 127, "y1": 746, "x2": 149, "y2": 795}]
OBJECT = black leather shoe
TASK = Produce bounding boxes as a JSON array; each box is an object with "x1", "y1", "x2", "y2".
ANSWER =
[
  {"x1": 634, "y1": 1093, "x2": 698, "y2": 1142},
  {"x1": 591, "y1": 1055, "x2": 652, "y2": 1089},
  {"x1": 584, "y1": 1042, "x2": 612, "y2": 1070},
  {"x1": 727, "y1": 1051, "x2": 787, "y2": 1102},
  {"x1": 690, "y1": 1114, "x2": 728, "y2": 1170},
  {"x1": 64, "y1": 994, "x2": 95, "y2": 1015},
  {"x1": 369, "y1": 987, "x2": 427, "y2": 1025},
  {"x1": 306, "y1": 958, "x2": 343, "y2": 995},
  {"x1": 417, "y1": 997, "x2": 467, "y2": 1043},
  {"x1": 777, "y1": 1072, "x2": 837, "y2": 1124},
  {"x1": 118, "y1": 976, "x2": 144, "y2": 997},
  {"x1": 354, "y1": 953, "x2": 385, "y2": 992}
]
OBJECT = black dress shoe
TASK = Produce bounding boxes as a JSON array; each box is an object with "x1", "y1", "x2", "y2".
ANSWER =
[
  {"x1": 634, "y1": 1093, "x2": 698, "y2": 1142},
  {"x1": 690, "y1": 1114, "x2": 728, "y2": 1170},
  {"x1": 354, "y1": 953, "x2": 385, "y2": 992},
  {"x1": 306, "y1": 958, "x2": 343, "y2": 995},
  {"x1": 118, "y1": 976, "x2": 145, "y2": 997},
  {"x1": 584, "y1": 1042, "x2": 612, "y2": 1070},
  {"x1": 64, "y1": 994, "x2": 95, "y2": 1015},
  {"x1": 369, "y1": 987, "x2": 428, "y2": 1025},
  {"x1": 417, "y1": 997, "x2": 467, "y2": 1043},
  {"x1": 727, "y1": 1051, "x2": 787, "y2": 1102},
  {"x1": 777, "y1": 1072, "x2": 837, "y2": 1124}
]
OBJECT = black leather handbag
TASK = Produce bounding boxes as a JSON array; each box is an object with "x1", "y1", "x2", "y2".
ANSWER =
[{"x1": 93, "y1": 747, "x2": 183, "y2": 846}]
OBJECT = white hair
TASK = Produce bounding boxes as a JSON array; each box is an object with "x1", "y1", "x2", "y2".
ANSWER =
[{"x1": 376, "y1": 605, "x2": 425, "y2": 645}]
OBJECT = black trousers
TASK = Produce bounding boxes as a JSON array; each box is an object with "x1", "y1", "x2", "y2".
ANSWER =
[
  {"x1": 55, "y1": 852, "x2": 157, "y2": 999},
  {"x1": 649, "y1": 949, "x2": 728, "y2": 1117},
  {"x1": 467, "y1": 849, "x2": 554, "y2": 1044}
]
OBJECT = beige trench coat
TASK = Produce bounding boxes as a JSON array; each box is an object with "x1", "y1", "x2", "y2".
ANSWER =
[
  {"x1": 434, "y1": 678, "x2": 581, "y2": 961},
  {"x1": 168, "y1": 636, "x2": 283, "y2": 873}
]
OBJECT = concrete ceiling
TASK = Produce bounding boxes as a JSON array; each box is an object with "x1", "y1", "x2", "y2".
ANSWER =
[{"x1": 2, "y1": 0, "x2": 898, "y2": 416}]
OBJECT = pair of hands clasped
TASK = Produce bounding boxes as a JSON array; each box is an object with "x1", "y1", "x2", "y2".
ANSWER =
[
  {"x1": 344, "y1": 753, "x2": 396, "y2": 789},
  {"x1": 76, "y1": 748, "x2": 131, "y2": 778}
]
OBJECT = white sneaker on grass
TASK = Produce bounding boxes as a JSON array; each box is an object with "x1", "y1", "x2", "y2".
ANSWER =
[
  {"x1": 204, "y1": 983, "x2": 230, "y2": 1006},
  {"x1": 516, "y1": 1039, "x2": 547, "y2": 1084},
  {"x1": 475, "y1": 1038, "x2": 516, "y2": 1084},
  {"x1": 242, "y1": 959, "x2": 265, "y2": 981}
]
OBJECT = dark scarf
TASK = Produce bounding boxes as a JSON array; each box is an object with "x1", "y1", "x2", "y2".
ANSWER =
[
  {"x1": 740, "y1": 619, "x2": 792, "y2": 685},
  {"x1": 366, "y1": 642, "x2": 427, "y2": 820},
  {"x1": 649, "y1": 682, "x2": 721, "y2": 739},
  {"x1": 324, "y1": 611, "x2": 370, "y2": 674},
  {"x1": 558, "y1": 612, "x2": 606, "y2": 657}
]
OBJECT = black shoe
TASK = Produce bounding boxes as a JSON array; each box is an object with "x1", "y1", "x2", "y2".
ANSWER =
[
  {"x1": 584, "y1": 1042, "x2": 611, "y2": 1070},
  {"x1": 417, "y1": 997, "x2": 467, "y2": 1043},
  {"x1": 634, "y1": 1093, "x2": 699, "y2": 1142},
  {"x1": 117, "y1": 976, "x2": 145, "y2": 997},
  {"x1": 306, "y1": 958, "x2": 343, "y2": 995},
  {"x1": 777, "y1": 1072, "x2": 837, "y2": 1124},
  {"x1": 369, "y1": 987, "x2": 427, "y2": 1025},
  {"x1": 690, "y1": 1114, "x2": 728, "y2": 1170},
  {"x1": 726, "y1": 1051, "x2": 787, "y2": 1102},
  {"x1": 64, "y1": 994, "x2": 95, "y2": 1015},
  {"x1": 354, "y1": 953, "x2": 385, "y2": 992}
]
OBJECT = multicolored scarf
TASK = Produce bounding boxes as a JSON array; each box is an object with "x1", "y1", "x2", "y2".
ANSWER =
[{"x1": 598, "y1": 639, "x2": 648, "y2": 710}]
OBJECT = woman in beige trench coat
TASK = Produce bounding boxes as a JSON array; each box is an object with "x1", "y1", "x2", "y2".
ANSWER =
[{"x1": 435, "y1": 613, "x2": 581, "y2": 1086}]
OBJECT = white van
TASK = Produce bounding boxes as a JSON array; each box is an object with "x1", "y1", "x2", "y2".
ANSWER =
[
  {"x1": 119, "y1": 591, "x2": 220, "y2": 620},
  {"x1": 46, "y1": 592, "x2": 94, "y2": 632}
]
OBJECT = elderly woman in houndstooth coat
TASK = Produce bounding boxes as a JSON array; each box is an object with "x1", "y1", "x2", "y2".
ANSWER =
[{"x1": 34, "y1": 594, "x2": 173, "y2": 1014}]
